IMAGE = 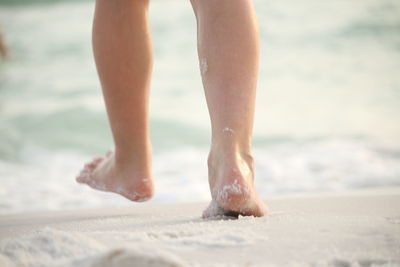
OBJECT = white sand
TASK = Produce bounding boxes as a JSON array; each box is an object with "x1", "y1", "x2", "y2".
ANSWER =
[{"x1": 0, "y1": 187, "x2": 399, "y2": 267}]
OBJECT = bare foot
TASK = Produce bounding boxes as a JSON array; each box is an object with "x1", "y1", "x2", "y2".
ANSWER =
[
  {"x1": 76, "y1": 151, "x2": 154, "y2": 202},
  {"x1": 202, "y1": 150, "x2": 267, "y2": 218}
]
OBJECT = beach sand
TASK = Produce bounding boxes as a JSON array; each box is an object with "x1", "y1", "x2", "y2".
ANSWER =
[{"x1": 0, "y1": 187, "x2": 399, "y2": 267}]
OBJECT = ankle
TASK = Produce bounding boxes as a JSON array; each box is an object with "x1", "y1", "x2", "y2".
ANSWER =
[
  {"x1": 210, "y1": 135, "x2": 253, "y2": 161},
  {"x1": 211, "y1": 127, "x2": 252, "y2": 153},
  {"x1": 208, "y1": 143, "x2": 254, "y2": 178},
  {"x1": 114, "y1": 140, "x2": 152, "y2": 169}
]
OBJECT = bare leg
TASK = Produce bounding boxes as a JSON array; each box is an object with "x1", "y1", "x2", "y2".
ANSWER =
[
  {"x1": 190, "y1": 0, "x2": 267, "y2": 217},
  {"x1": 0, "y1": 28, "x2": 9, "y2": 60},
  {"x1": 76, "y1": 0, "x2": 154, "y2": 202}
]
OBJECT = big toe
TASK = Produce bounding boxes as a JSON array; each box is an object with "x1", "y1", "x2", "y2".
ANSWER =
[
  {"x1": 76, "y1": 169, "x2": 91, "y2": 183},
  {"x1": 76, "y1": 162, "x2": 97, "y2": 184}
]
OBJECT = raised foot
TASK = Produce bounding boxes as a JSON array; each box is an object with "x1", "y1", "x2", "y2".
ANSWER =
[{"x1": 76, "y1": 151, "x2": 154, "y2": 202}]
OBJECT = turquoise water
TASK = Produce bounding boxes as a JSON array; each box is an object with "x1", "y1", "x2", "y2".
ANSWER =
[{"x1": 0, "y1": 0, "x2": 400, "y2": 214}]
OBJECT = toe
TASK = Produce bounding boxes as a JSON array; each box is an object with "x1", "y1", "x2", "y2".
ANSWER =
[
  {"x1": 93, "y1": 157, "x2": 103, "y2": 164},
  {"x1": 85, "y1": 157, "x2": 102, "y2": 168},
  {"x1": 76, "y1": 173, "x2": 87, "y2": 183},
  {"x1": 76, "y1": 166, "x2": 93, "y2": 184},
  {"x1": 82, "y1": 156, "x2": 104, "y2": 173}
]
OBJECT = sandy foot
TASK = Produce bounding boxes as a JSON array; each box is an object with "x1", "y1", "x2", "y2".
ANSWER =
[
  {"x1": 76, "y1": 151, "x2": 154, "y2": 202},
  {"x1": 203, "y1": 153, "x2": 267, "y2": 218}
]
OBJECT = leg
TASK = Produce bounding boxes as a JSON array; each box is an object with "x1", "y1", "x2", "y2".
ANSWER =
[
  {"x1": 0, "y1": 28, "x2": 8, "y2": 60},
  {"x1": 190, "y1": 0, "x2": 267, "y2": 217},
  {"x1": 76, "y1": 0, "x2": 154, "y2": 202}
]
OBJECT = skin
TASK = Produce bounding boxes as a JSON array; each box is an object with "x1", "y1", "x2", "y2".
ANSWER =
[
  {"x1": 76, "y1": 0, "x2": 267, "y2": 217},
  {"x1": 0, "y1": 28, "x2": 8, "y2": 60},
  {"x1": 76, "y1": 0, "x2": 154, "y2": 202}
]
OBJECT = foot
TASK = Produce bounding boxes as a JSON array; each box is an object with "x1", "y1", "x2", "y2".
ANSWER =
[
  {"x1": 76, "y1": 151, "x2": 154, "y2": 202},
  {"x1": 203, "y1": 149, "x2": 267, "y2": 218}
]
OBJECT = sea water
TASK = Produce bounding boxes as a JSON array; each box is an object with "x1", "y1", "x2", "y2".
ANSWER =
[{"x1": 0, "y1": 0, "x2": 399, "y2": 214}]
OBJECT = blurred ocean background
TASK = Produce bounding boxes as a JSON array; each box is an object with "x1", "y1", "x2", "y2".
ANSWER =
[{"x1": 0, "y1": 0, "x2": 399, "y2": 214}]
